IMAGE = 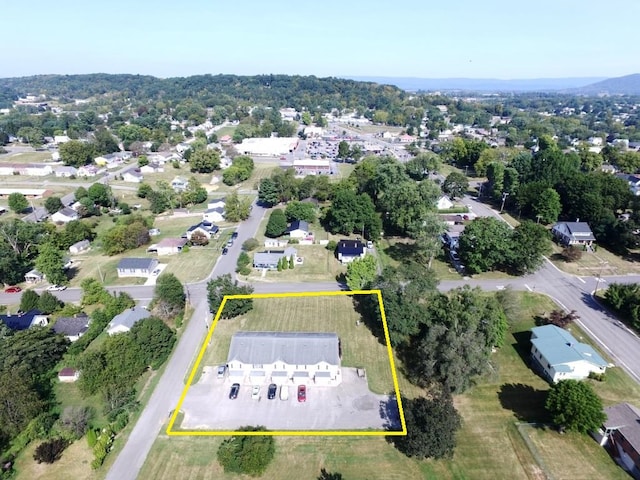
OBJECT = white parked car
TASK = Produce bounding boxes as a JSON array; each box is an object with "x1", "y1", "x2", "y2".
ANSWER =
[
  {"x1": 251, "y1": 385, "x2": 260, "y2": 400},
  {"x1": 47, "y1": 284, "x2": 67, "y2": 291},
  {"x1": 279, "y1": 385, "x2": 289, "y2": 401}
]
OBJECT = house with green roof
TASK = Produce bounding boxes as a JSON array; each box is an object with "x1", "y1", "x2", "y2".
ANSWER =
[{"x1": 530, "y1": 324, "x2": 609, "y2": 383}]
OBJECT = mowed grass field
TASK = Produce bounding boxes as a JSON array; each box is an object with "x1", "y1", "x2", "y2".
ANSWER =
[
  {"x1": 193, "y1": 295, "x2": 397, "y2": 395},
  {"x1": 145, "y1": 292, "x2": 636, "y2": 480}
]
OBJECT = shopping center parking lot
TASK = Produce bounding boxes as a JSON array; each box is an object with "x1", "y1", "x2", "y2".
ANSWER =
[{"x1": 179, "y1": 367, "x2": 401, "y2": 431}]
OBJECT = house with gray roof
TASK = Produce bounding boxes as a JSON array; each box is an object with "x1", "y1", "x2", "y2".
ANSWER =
[
  {"x1": 69, "y1": 239, "x2": 90, "y2": 254},
  {"x1": 51, "y1": 207, "x2": 79, "y2": 224},
  {"x1": 52, "y1": 313, "x2": 89, "y2": 341},
  {"x1": 107, "y1": 306, "x2": 150, "y2": 335},
  {"x1": 530, "y1": 324, "x2": 608, "y2": 383},
  {"x1": 253, "y1": 247, "x2": 297, "y2": 270},
  {"x1": 597, "y1": 402, "x2": 640, "y2": 478},
  {"x1": 287, "y1": 220, "x2": 310, "y2": 239},
  {"x1": 551, "y1": 222, "x2": 595, "y2": 247},
  {"x1": 226, "y1": 331, "x2": 341, "y2": 386},
  {"x1": 116, "y1": 258, "x2": 158, "y2": 278}
]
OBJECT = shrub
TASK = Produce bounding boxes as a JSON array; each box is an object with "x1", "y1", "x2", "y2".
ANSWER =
[
  {"x1": 326, "y1": 240, "x2": 337, "y2": 252},
  {"x1": 217, "y1": 426, "x2": 275, "y2": 476},
  {"x1": 33, "y1": 438, "x2": 69, "y2": 464},
  {"x1": 242, "y1": 238, "x2": 260, "y2": 251},
  {"x1": 560, "y1": 246, "x2": 583, "y2": 262},
  {"x1": 86, "y1": 428, "x2": 98, "y2": 447}
]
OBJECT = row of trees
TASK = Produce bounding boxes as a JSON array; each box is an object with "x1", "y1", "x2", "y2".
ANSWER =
[{"x1": 137, "y1": 177, "x2": 207, "y2": 214}]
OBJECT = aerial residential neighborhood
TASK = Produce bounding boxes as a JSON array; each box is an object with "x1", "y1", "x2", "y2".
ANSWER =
[{"x1": 0, "y1": 3, "x2": 640, "y2": 480}]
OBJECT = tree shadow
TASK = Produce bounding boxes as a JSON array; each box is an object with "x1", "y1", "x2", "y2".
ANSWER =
[
  {"x1": 351, "y1": 294, "x2": 388, "y2": 347},
  {"x1": 379, "y1": 397, "x2": 402, "y2": 431},
  {"x1": 383, "y1": 241, "x2": 418, "y2": 263},
  {"x1": 498, "y1": 383, "x2": 550, "y2": 422}
]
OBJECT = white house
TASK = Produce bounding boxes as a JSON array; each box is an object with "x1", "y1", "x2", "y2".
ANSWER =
[
  {"x1": 207, "y1": 199, "x2": 225, "y2": 210},
  {"x1": 226, "y1": 331, "x2": 341, "y2": 386},
  {"x1": 51, "y1": 207, "x2": 80, "y2": 224},
  {"x1": 253, "y1": 247, "x2": 298, "y2": 270},
  {"x1": 69, "y1": 239, "x2": 90, "y2": 254},
  {"x1": 530, "y1": 324, "x2": 609, "y2": 383},
  {"x1": 54, "y1": 166, "x2": 78, "y2": 178},
  {"x1": 140, "y1": 162, "x2": 164, "y2": 174},
  {"x1": 286, "y1": 220, "x2": 310, "y2": 239},
  {"x1": 24, "y1": 269, "x2": 45, "y2": 283},
  {"x1": 185, "y1": 222, "x2": 219, "y2": 241},
  {"x1": 155, "y1": 237, "x2": 188, "y2": 256},
  {"x1": 171, "y1": 176, "x2": 189, "y2": 192},
  {"x1": 122, "y1": 169, "x2": 143, "y2": 183},
  {"x1": 54, "y1": 135, "x2": 70, "y2": 145},
  {"x1": 336, "y1": 239, "x2": 366, "y2": 264},
  {"x1": 116, "y1": 258, "x2": 158, "y2": 278},
  {"x1": 436, "y1": 195, "x2": 454, "y2": 210},
  {"x1": 203, "y1": 207, "x2": 225, "y2": 223},
  {"x1": 107, "y1": 307, "x2": 150, "y2": 335}
]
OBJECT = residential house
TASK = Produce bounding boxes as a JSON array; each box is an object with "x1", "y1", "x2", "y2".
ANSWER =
[
  {"x1": 116, "y1": 258, "x2": 159, "y2": 278},
  {"x1": 22, "y1": 206, "x2": 49, "y2": 223},
  {"x1": 0, "y1": 309, "x2": 48, "y2": 330},
  {"x1": 185, "y1": 221, "x2": 219, "y2": 241},
  {"x1": 436, "y1": 195, "x2": 454, "y2": 210},
  {"x1": 51, "y1": 207, "x2": 80, "y2": 224},
  {"x1": 57, "y1": 368, "x2": 80, "y2": 383},
  {"x1": 77, "y1": 165, "x2": 101, "y2": 177},
  {"x1": 287, "y1": 220, "x2": 311, "y2": 239},
  {"x1": 94, "y1": 152, "x2": 130, "y2": 169},
  {"x1": 140, "y1": 162, "x2": 164, "y2": 174},
  {"x1": 616, "y1": 173, "x2": 640, "y2": 196},
  {"x1": 207, "y1": 198, "x2": 225, "y2": 210},
  {"x1": 253, "y1": 247, "x2": 297, "y2": 270},
  {"x1": 596, "y1": 403, "x2": 640, "y2": 479},
  {"x1": 226, "y1": 331, "x2": 341, "y2": 386},
  {"x1": 171, "y1": 176, "x2": 189, "y2": 192},
  {"x1": 529, "y1": 324, "x2": 608, "y2": 382},
  {"x1": 60, "y1": 192, "x2": 76, "y2": 208},
  {"x1": 156, "y1": 237, "x2": 188, "y2": 256},
  {"x1": 551, "y1": 222, "x2": 595, "y2": 247},
  {"x1": 53, "y1": 135, "x2": 70, "y2": 145},
  {"x1": 24, "y1": 269, "x2": 45, "y2": 283},
  {"x1": 69, "y1": 239, "x2": 90, "y2": 254},
  {"x1": 336, "y1": 239, "x2": 366, "y2": 264},
  {"x1": 54, "y1": 166, "x2": 78, "y2": 178},
  {"x1": 52, "y1": 313, "x2": 90, "y2": 342},
  {"x1": 122, "y1": 169, "x2": 143, "y2": 183},
  {"x1": 17, "y1": 164, "x2": 52, "y2": 176},
  {"x1": 219, "y1": 135, "x2": 232, "y2": 144},
  {"x1": 107, "y1": 306, "x2": 150, "y2": 335},
  {"x1": 203, "y1": 207, "x2": 225, "y2": 223}
]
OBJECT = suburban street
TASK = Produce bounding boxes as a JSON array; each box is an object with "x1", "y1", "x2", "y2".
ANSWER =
[{"x1": 2, "y1": 191, "x2": 640, "y2": 480}]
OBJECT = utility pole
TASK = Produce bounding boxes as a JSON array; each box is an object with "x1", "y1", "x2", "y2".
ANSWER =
[
  {"x1": 594, "y1": 261, "x2": 608, "y2": 295},
  {"x1": 500, "y1": 192, "x2": 510, "y2": 213}
]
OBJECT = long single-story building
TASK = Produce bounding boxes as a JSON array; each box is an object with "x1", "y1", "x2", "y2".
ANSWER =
[
  {"x1": 116, "y1": 258, "x2": 158, "y2": 278},
  {"x1": 226, "y1": 331, "x2": 341, "y2": 386},
  {"x1": 253, "y1": 247, "x2": 297, "y2": 270},
  {"x1": 530, "y1": 324, "x2": 608, "y2": 382}
]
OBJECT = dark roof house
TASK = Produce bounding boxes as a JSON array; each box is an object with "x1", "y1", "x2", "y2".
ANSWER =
[
  {"x1": 551, "y1": 222, "x2": 595, "y2": 246},
  {"x1": 336, "y1": 239, "x2": 366, "y2": 264},
  {"x1": 0, "y1": 309, "x2": 48, "y2": 330},
  {"x1": 53, "y1": 313, "x2": 90, "y2": 341}
]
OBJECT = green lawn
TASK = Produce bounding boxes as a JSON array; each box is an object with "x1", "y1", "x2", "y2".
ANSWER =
[
  {"x1": 192, "y1": 295, "x2": 396, "y2": 395},
  {"x1": 549, "y1": 242, "x2": 640, "y2": 277},
  {"x1": 0, "y1": 151, "x2": 53, "y2": 163}
]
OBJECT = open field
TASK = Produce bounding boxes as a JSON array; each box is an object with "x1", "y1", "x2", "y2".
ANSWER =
[
  {"x1": 549, "y1": 242, "x2": 640, "y2": 277},
  {"x1": 0, "y1": 151, "x2": 54, "y2": 163},
  {"x1": 193, "y1": 295, "x2": 396, "y2": 395},
  {"x1": 149, "y1": 291, "x2": 636, "y2": 480}
]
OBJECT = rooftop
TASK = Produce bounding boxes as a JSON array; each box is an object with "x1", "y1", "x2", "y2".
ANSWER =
[
  {"x1": 117, "y1": 257, "x2": 157, "y2": 270},
  {"x1": 530, "y1": 324, "x2": 608, "y2": 368},
  {"x1": 227, "y1": 331, "x2": 340, "y2": 366},
  {"x1": 604, "y1": 403, "x2": 640, "y2": 454}
]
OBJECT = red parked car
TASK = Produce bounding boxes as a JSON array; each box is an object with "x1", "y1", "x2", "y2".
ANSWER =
[
  {"x1": 297, "y1": 385, "x2": 306, "y2": 402},
  {"x1": 4, "y1": 286, "x2": 21, "y2": 293}
]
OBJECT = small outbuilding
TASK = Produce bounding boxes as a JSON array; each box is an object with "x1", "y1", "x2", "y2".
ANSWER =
[
  {"x1": 58, "y1": 368, "x2": 80, "y2": 383},
  {"x1": 156, "y1": 237, "x2": 188, "y2": 256},
  {"x1": 69, "y1": 239, "x2": 90, "y2": 254}
]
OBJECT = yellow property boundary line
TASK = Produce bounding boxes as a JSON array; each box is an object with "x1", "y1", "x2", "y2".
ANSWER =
[{"x1": 166, "y1": 289, "x2": 407, "y2": 436}]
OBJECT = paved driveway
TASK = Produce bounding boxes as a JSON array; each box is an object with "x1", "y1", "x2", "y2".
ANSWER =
[{"x1": 180, "y1": 367, "x2": 401, "y2": 431}]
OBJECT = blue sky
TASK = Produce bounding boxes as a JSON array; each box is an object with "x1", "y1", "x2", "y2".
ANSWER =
[{"x1": 2, "y1": 0, "x2": 638, "y2": 79}]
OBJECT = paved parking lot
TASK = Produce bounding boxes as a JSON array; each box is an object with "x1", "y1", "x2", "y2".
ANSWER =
[{"x1": 180, "y1": 367, "x2": 401, "y2": 431}]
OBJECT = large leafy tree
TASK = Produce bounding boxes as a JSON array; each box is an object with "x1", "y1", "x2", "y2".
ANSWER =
[
  {"x1": 545, "y1": 380, "x2": 605, "y2": 433},
  {"x1": 323, "y1": 188, "x2": 381, "y2": 240},
  {"x1": 378, "y1": 181, "x2": 440, "y2": 235},
  {"x1": 345, "y1": 255, "x2": 377, "y2": 290},
  {"x1": 217, "y1": 426, "x2": 275, "y2": 476},
  {"x1": 409, "y1": 286, "x2": 508, "y2": 393},
  {"x1": 509, "y1": 221, "x2": 551, "y2": 274},
  {"x1": 458, "y1": 217, "x2": 513, "y2": 274},
  {"x1": 207, "y1": 274, "x2": 254, "y2": 319},
  {"x1": 44, "y1": 196, "x2": 63, "y2": 214},
  {"x1": 129, "y1": 317, "x2": 176, "y2": 369},
  {"x1": 0, "y1": 370, "x2": 46, "y2": 439},
  {"x1": 8, "y1": 192, "x2": 28, "y2": 213},
  {"x1": 87, "y1": 183, "x2": 113, "y2": 207},
  {"x1": 393, "y1": 392, "x2": 461, "y2": 459},
  {"x1": 405, "y1": 152, "x2": 441, "y2": 180},
  {"x1": 442, "y1": 172, "x2": 469, "y2": 199},
  {"x1": 35, "y1": 243, "x2": 67, "y2": 285},
  {"x1": 265, "y1": 209, "x2": 287, "y2": 238},
  {"x1": 284, "y1": 201, "x2": 316, "y2": 223},
  {"x1": 59, "y1": 140, "x2": 96, "y2": 167},
  {"x1": 224, "y1": 191, "x2": 252, "y2": 222},
  {"x1": 532, "y1": 187, "x2": 562, "y2": 224},
  {"x1": 153, "y1": 273, "x2": 185, "y2": 321},
  {"x1": 189, "y1": 149, "x2": 220, "y2": 173}
]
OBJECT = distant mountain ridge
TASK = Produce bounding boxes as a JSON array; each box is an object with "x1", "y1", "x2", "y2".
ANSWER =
[
  {"x1": 568, "y1": 74, "x2": 640, "y2": 95},
  {"x1": 343, "y1": 76, "x2": 607, "y2": 92}
]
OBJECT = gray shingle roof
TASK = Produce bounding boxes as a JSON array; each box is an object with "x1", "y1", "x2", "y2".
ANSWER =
[
  {"x1": 53, "y1": 314, "x2": 89, "y2": 336},
  {"x1": 108, "y1": 306, "x2": 150, "y2": 331},
  {"x1": 227, "y1": 331, "x2": 340, "y2": 366},
  {"x1": 117, "y1": 258, "x2": 156, "y2": 270},
  {"x1": 604, "y1": 403, "x2": 640, "y2": 453}
]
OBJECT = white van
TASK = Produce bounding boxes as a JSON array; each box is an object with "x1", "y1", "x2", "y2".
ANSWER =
[{"x1": 279, "y1": 385, "x2": 289, "y2": 401}]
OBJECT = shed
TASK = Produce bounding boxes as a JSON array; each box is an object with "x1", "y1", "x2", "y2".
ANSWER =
[
  {"x1": 58, "y1": 368, "x2": 80, "y2": 383},
  {"x1": 69, "y1": 239, "x2": 90, "y2": 254}
]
